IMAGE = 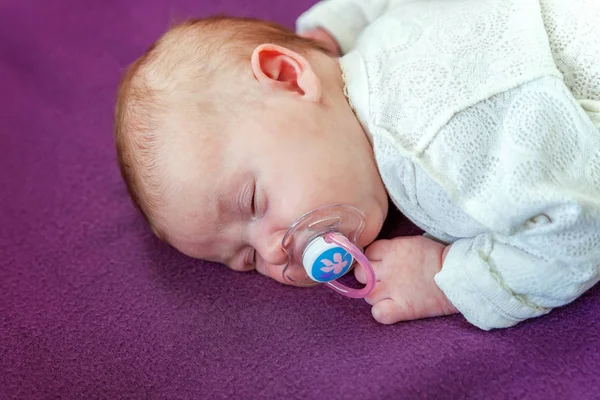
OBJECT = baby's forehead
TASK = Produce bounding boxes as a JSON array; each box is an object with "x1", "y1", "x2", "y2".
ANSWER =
[{"x1": 160, "y1": 125, "x2": 236, "y2": 204}]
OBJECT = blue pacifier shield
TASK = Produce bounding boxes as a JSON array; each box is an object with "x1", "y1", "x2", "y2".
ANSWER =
[
  {"x1": 281, "y1": 204, "x2": 366, "y2": 286},
  {"x1": 302, "y1": 236, "x2": 355, "y2": 283}
]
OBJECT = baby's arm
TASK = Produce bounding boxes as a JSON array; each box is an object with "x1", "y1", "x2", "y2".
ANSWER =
[
  {"x1": 361, "y1": 78, "x2": 600, "y2": 330},
  {"x1": 436, "y1": 222, "x2": 600, "y2": 330},
  {"x1": 296, "y1": 0, "x2": 389, "y2": 54}
]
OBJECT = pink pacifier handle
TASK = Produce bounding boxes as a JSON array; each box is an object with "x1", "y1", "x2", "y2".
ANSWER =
[{"x1": 323, "y1": 232, "x2": 375, "y2": 298}]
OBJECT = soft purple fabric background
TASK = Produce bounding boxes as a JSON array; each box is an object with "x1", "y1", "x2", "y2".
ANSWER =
[{"x1": 1, "y1": 0, "x2": 599, "y2": 399}]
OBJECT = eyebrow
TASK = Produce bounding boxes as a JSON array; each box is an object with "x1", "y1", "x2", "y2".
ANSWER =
[
  {"x1": 216, "y1": 195, "x2": 232, "y2": 227},
  {"x1": 213, "y1": 180, "x2": 251, "y2": 267},
  {"x1": 215, "y1": 181, "x2": 245, "y2": 225}
]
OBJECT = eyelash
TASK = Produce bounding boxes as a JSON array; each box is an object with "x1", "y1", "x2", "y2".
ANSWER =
[
  {"x1": 250, "y1": 184, "x2": 257, "y2": 215},
  {"x1": 248, "y1": 182, "x2": 263, "y2": 267}
]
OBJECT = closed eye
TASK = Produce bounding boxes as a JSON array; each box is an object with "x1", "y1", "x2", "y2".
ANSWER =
[
  {"x1": 251, "y1": 181, "x2": 267, "y2": 218},
  {"x1": 251, "y1": 182, "x2": 257, "y2": 216}
]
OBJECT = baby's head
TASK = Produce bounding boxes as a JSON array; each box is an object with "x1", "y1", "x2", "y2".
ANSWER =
[{"x1": 114, "y1": 16, "x2": 388, "y2": 282}]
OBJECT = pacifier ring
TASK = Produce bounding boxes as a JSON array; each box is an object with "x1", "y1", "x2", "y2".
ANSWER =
[
  {"x1": 280, "y1": 204, "x2": 375, "y2": 298},
  {"x1": 322, "y1": 232, "x2": 375, "y2": 298}
]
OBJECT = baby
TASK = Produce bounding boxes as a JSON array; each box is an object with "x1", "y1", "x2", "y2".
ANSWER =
[{"x1": 114, "y1": 0, "x2": 600, "y2": 330}]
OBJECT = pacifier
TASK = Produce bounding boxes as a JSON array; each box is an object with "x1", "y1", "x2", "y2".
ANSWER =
[{"x1": 281, "y1": 204, "x2": 376, "y2": 298}]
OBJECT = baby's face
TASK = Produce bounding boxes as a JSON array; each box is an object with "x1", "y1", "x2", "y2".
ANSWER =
[
  {"x1": 161, "y1": 105, "x2": 388, "y2": 283},
  {"x1": 158, "y1": 46, "x2": 389, "y2": 284}
]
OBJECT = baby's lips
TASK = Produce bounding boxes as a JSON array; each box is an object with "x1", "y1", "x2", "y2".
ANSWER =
[
  {"x1": 281, "y1": 261, "x2": 319, "y2": 287},
  {"x1": 253, "y1": 262, "x2": 281, "y2": 283},
  {"x1": 254, "y1": 258, "x2": 313, "y2": 286}
]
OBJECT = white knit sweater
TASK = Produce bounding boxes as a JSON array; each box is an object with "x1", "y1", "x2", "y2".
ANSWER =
[{"x1": 297, "y1": 0, "x2": 600, "y2": 330}]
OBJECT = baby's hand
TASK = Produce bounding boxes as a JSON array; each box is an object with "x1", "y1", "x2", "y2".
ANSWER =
[
  {"x1": 354, "y1": 236, "x2": 459, "y2": 324},
  {"x1": 299, "y1": 28, "x2": 341, "y2": 56}
]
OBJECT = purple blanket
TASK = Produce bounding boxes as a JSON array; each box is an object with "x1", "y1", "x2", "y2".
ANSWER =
[{"x1": 1, "y1": 0, "x2": 599, "y2": 398}]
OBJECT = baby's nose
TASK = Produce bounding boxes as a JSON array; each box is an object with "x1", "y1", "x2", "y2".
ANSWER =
[
  {"x1": 259, "y1": 243, "x2": 288, "y2": 267},
  {"x1": 253, "y1": 231, "x2": 288, "y2": 267}
]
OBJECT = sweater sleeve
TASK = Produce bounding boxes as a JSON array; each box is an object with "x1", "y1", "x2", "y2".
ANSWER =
[
  {"x1": 435, "y1": 229, "x2": 600, "y2": 330},
  {"x1": 430, "y1": 77, "x2": 600, "y2": 331},
  {"x1": 296, "y1": 0, "x2": 389, "y2": 54}
]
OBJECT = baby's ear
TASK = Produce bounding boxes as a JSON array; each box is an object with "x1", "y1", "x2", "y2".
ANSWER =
[{"x1": 251, "y1": 44, "x2": 321, "y2": 102}]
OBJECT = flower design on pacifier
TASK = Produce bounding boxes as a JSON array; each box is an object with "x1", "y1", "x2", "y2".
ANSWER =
[
  {"x1": 281, "y1": 204, "x2": 376, "y2": 298},
  {"x1": 320, "y1": 252, "x2": 350, "y2": 275},
  {"x1": 303, "y1": 235, "x2": 353, "y2": 282}
]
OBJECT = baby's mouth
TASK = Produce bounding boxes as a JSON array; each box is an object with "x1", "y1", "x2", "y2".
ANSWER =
[
  {"x1": 280, "y1": 260, "x2": 320, "y2": 287},
  {"x1": 278, "y1": 204, "x2": 375, "y2": 298}
]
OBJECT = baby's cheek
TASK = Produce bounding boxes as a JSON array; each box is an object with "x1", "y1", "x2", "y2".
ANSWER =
[{"x1": 254, "y1": 262, "x2": 289, "y2": 285}]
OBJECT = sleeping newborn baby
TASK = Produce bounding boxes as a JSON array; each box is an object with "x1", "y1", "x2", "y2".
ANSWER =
[{"x1": 114, "y1": 0, "x2": 600, "y2": 330}]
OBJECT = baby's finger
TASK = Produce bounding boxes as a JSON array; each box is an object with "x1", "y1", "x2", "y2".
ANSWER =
[
  {"x1": 354, "y1": 263, "x2": 367, "y2": 284},
  {"x1": 371, "y1": 299, "x2": 409, "y2": 325},
  {"x1": 364, "y1": 281, "x2": 388, "y2": 306},
  {"x1": 354, "y1": 258, "x2": 384, "y2": 284},
  {"x1": 364, "y1": 239, "x2": 391, "y2": 262}
]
